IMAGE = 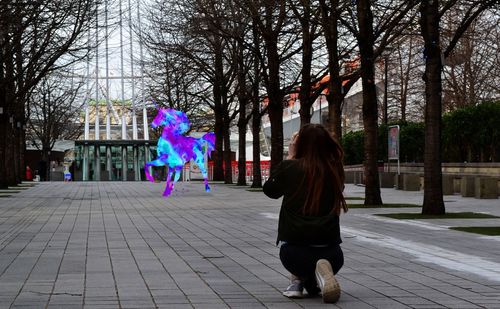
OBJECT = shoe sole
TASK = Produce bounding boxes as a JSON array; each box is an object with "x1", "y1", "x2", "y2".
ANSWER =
[
  {"x1": 282, "y1": 291, "x2": 303, "y2": 298},
  {"x1": 315, "y1": 259, "x2": 340, "y2": 303}
]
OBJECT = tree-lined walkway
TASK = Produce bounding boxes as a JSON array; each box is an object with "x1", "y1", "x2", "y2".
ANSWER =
[{"x1": 0, "y1": 182, "x2": 499, "y2": 308}]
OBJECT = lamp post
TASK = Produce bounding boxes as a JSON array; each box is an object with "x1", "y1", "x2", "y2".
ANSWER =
[{"x1": 383, "y1": 54, "x2": 390, "y2": 125}]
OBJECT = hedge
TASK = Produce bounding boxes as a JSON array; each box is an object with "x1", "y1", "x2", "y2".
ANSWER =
[{"x1": 342, "y1": 101, "x2": 500, "y2": 164}]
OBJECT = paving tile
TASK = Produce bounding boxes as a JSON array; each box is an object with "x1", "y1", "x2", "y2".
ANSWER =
[{"x1": 0, "y1": 182, "x2": 499, "y2": 308}]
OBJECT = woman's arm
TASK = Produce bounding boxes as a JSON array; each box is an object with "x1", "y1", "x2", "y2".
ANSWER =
[{"x1": 263, "y1": 162, "x2": 287, "y2": 199}]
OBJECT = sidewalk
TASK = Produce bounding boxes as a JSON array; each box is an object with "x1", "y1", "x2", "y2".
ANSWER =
[{"x1": 0, "y1": 181, "x2": 498, "y2": 308}]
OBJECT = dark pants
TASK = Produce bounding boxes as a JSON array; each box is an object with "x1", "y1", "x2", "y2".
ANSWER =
[{"x1": 280, "y1": 243, "x2": 344, "y2": 295}]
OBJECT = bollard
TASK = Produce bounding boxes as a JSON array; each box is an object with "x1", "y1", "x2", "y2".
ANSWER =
[
  {"x1": 442, "y1": 175, "x2": 455, "y2": 195},
  {"x1": 379, "y1": 172, "x2": 396, "y2": 188},
  {"x1": 474, "y1": 177, "x2": 498, "y2": 199},
  {"x1": 461, "y1": 176, "x2": 475, "y2": 197},
  {"x1": 403, "y1": 174, "x2": 420, "y2": 191}
]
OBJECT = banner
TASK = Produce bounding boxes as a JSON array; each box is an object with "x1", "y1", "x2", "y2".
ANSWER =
[{"x1": 388, "y1": 125, "x2": 400, "y2": 160}]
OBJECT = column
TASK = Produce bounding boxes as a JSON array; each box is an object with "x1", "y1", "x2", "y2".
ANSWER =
[
  {"x1": 133, "y1": 145, "x2": 139, "y2": 181},
  {"x1": 83, "y1": 144, "x2": 89, "y2": 181},
  {"x1": 122, "y1": 146, "x2": 127, "y2": 181},
  {"x1": 95, "y1": 145, "x2": 101, "y2": 181}
]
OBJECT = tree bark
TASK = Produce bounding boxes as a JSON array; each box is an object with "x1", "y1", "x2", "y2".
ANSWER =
[
  {"x1": 295, "y1": 0, "x2": 314, "y2": 128},
  {"x1": 251, "y1": 106, "x2": 262, "y2": 188},
  {"x1": 236, "y1": 59, "x2": 247, "y2": 186},
  {"x1": 420, "y1": 0, "x2": 445, "y2": 214},
  {"x1": 223, "y1": 116, "x2": 233, "y2": 184},
  {"x1": 266, "y1": 40, "x2": 284, "y2": 172},
  {"x1": 357, "y1": 0, "x2": 382, "y2": 205},
  {"x1": 212, "y1": 40, "x2": 225, "y2": 181},
  {"x1": 319, "y1": 0, "x2": 343, "y2": 139}
]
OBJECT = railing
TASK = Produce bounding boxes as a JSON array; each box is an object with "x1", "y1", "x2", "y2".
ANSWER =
[{"x1": 204, "y1": 161, "x2": 271, "y2": 182}]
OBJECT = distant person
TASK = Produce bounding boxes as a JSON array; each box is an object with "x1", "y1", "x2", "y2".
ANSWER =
[
  {"x1": 263, "y1": 124, "x2": 348, "y2": 303},
  {"x1": 25, "y1": 166, "x2": 33, "y2": 181}
]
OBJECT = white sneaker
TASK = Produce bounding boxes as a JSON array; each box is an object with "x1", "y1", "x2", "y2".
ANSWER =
[
  {"x1": 282, "y1": 280, "x2": 304, "y2": 298},
  {"x1": 315, "y1": 259, "x2": 340, "y2": 303}
]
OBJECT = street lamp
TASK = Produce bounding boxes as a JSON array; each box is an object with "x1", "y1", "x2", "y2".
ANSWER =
[{"x1": 383, "y1": 55, "x2": 389, "y2": 125}]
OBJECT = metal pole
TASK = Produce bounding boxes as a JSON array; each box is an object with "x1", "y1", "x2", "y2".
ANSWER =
[
  {"x1": 94, "y1": 1, "x2": 100, "y2": 181},
  {"x1": 83, "y1": 30, "x2": 91, "y2": 181},
  {"x1": 129, "y1": 0, "x2": 139, "y2": 181},
  {"x1": 384, "y1": 56, "x2": 388, "y2": 125},
  {"x1": 137, "y1": 0, "x2": 149, "y2": 141},
  {"x1": 120, "y1": 0, "x2": 127, "y2": 181},
  {"x1": 104, "y1": 0, "x2": 112, "y2": 181},
  {"x1": 105, "y1": 0, "x2": 111, "y2": 141},
  {"x1": 128, "y1": 0, "x2": 138, "y2": 141},
  {"x1": 120, "y1": 0, "x2": 126, "y2": 141},
  {"x1": 94, "y1": 4, "x2": 100, "y2": 141}
]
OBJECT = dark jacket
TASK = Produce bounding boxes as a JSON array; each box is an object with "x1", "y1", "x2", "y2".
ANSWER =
[{"x1": 263, "y1": 160, "x2": 342, "y2": 246}]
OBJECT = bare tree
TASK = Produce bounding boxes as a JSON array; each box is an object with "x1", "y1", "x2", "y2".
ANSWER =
[
  {"x1": 343, "y1": 0, "x2": 419, "y2": 205},
  {"x1": 442, "y1": 9, "x2": 500, "y2": 110},
  {"x1": 0, "y1": 0, "x2": 98, "y2": 188},
  {"x1": 245, "y1": 0, "x2": 302, "y2": 171},
  {"x1": 419, "y1": 0, "x2": 497, "y2": 215},
  {"x1": 143, "y1": 0, "x2": 242, "y2": 182},
  {"x1": 27, "y1": 73, "x2": 84, "y2": 179}
]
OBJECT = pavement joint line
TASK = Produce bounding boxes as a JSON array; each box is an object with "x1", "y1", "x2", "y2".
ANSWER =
[
  {"x1": 1, "y1": 182, "x2": 500, "y2": 308},
  {"x1": 353, "y1": 213, "x2": 450, "y2": 231},
  {"x1": 342, "y1": 226, "x2": 500, "y2": 284},
  {"x1": 120, "y1": 183, "x2": 269, "y2": 308},
  {"x1": 261, "y1": 212, "x2": 500, "y2": 283}
]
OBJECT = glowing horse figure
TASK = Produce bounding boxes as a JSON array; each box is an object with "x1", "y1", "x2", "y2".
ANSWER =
[{"x1": 145, "y1": 108, "x2": 215, "y2": 196}]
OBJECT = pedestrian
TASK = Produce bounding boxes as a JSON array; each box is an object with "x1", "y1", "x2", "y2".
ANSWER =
[
  {"x1": 25, "y1": 166, "x2": 33, "y2": 181},
  {"x1": 263, "y1": 123, "x2": 348, "y2": 303}
]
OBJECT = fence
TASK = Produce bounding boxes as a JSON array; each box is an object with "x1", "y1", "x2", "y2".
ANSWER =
[{"x1": 204, "y1": 161, "x2": 271, "y2": 182}]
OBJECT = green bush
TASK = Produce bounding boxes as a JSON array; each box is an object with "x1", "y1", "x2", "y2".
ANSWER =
[
  {"x1": 343, "y1": 101, "x2": 500, "y2": 164},
  {"x1": 442, "y1": 101, "x2": 500, "y2": 162},
  {"x1": 342, "y1": 121, "x2": 425, "y2": 165},
  {"x1": 342, "y1": 130, "x2": 364, "y2": 165}
]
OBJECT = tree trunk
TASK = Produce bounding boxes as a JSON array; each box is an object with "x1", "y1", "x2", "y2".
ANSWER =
[
  {"x1": 236, "y1": 41, "x2": 247, "y2": 186},
  {"x1": 223, "y1": 119, "x2": 232, "y2": 184},
  {"x1": 420, "y1": 0, "x2": 445, "y2": 215},
  {"x1": 237, "y1": 120, "x2": 247, "y2": 186},
  {"x1": 0, "y1": 117, "x2": 7, "y2": 189},
  {"x1": 266, "y1": 41, "x2": 284, "y2": 172},
  {"x1": 297, "y1": 0, "x2": 313, "y2": 128},
  {"x1": 251, "y1": 108, "x2": 262, "y2": 188},
  {"x1": 319, "y1": 0, "x2": 343, "y2": 139},
  {"x1": 213, "y1": 109, "x2": 224, "y2": 181},
  {"x1": 357, "y1": 0, "x2": 382, "y2": 205},
  {"x1": 212, "y1": 40, "x2": 225, "y2": 181},
  {"x1": 250, "y1": 28, "x2": 263, "y2": 188}
]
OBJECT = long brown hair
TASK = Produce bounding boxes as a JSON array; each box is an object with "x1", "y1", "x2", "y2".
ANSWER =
[{"x1": 294, "y1": 124, "x2": 347, "y2": 215}]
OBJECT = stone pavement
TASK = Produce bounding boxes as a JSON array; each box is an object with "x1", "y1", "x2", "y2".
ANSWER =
[{"x1": 0, "y1": 181, "x2": 499, "y2": 309}]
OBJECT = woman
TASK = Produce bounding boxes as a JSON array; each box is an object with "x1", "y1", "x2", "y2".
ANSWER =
[{"x1": 263, "y1": 124, "x2": 347, "y2": 303}]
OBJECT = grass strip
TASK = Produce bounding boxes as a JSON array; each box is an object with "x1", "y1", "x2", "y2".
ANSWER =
[
  {"x1": 348, "y1": 203, "x2": 420, "y2": 208},
  {"x1": 449, "y1": 226, "x2": 500, "y2": 236},
  {"x1": 376, "y1": 212, "x2": 499, "y2": 219},
  {"x1": 345, "y1": 197, "x2": 364, "y2": 200},
  {"x1": 0, "y1": 190, "x2": 21, "y2": 194}
]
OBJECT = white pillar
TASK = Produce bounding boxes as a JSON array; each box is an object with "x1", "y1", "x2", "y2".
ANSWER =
[
  {"x1": 120, "y1": 0, "x2": 127, "y2": 141},
  {"x1": 137, "y1": 0, "x2": 148, "y2": 140},
  {"x1": 128, "y1": 0, "x2": 138, "y2": 141},
  {"x1": 94, "y1": 9, "x2": 100, "y2": 141},
  {"x1": 105, "y1": 0, "x2": 111, "y2": 141}
]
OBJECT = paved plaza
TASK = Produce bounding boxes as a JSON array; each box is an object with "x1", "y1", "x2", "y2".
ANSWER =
[{"x1": 0, "y1": 181, "x2": 499, "y2": 308}]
